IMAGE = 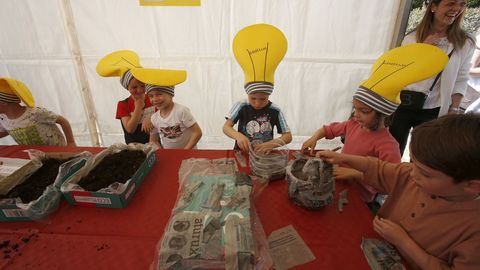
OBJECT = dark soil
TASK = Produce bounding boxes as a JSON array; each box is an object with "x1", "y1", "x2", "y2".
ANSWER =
[
  {"x1": 77, "y1": 150, "x2": 146, "y2": 191},
  {"x1": 0, "y1": 158, "x2": 73, "y2": 203}
]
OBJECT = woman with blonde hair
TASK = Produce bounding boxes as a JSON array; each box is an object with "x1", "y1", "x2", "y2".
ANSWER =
[{"x1": 389, "y1": 0, "x2": 476, "y2": 155}]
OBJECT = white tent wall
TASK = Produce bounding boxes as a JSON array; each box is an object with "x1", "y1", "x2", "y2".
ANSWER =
[{"x1": 0, "y1": 0, "x2": 409, "y2": 149}]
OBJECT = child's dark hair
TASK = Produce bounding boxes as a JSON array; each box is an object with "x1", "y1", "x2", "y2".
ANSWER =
[{"x1": 410, "y1": 114, "x2": 480, "y2": 183}]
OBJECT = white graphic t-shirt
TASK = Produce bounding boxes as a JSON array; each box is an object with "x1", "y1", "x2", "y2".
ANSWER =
[
  {"x1": 0, "y1": 107, "x2": 66, "y2": 146},
  {"x1": 150, "y1": 103, "x2": 197, "y2": 149}
]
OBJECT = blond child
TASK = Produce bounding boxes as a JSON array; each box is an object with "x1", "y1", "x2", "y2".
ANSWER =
[
  {"x1": 0, "y1": 77, "x2": 75, "y2": 146},
  {"x1": 317, "y1": 114, "x2": 480, "y2": 269},
  {"x1": 130, "y1": 68, "x2": 202, "y2": 149}
]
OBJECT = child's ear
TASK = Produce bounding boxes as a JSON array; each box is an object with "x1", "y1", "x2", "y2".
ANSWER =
[{"x1": 463, "y1": 179, "x2": 480, "y2": 194}]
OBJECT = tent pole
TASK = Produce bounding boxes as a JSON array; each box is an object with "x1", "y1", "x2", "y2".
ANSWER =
[
  {"x1": 389, "y1": 0, "x2": 413, "y2": 49},
  {"x1": 59, "y1": 0, "x2": 102, "y2": 146}
]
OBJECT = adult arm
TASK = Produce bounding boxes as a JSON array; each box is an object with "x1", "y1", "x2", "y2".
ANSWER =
[
  {"x1": 469, "y1": 48, "x2": 480, "y2": 77},
  {"x1": 449, "y1": 41, "x2": 476, "y2": 113}
]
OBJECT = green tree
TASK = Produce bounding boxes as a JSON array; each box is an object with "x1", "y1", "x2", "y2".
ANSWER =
[
  {"x1": 411, "y1": 0, "x2": 425, "y2": 9},
  {"x1": 468, "y1": 0, "x2": 480, "y2": 8},
  {"x1": 412, "y1": 0, "x2": 480, "y2": 9}
]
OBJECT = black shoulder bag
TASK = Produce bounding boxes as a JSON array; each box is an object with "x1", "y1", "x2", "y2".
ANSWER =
[{"x1": 399, "y1": 49, "x2": 454, "y2": 111}]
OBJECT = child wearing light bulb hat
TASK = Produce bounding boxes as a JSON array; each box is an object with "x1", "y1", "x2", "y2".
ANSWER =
[
  {"x1": 0, "y1": 77, "x2": 76, "y2": 146},
  {"x1": 223, "y1": 23, "x2": 292, "y2": 154},
  {"x1": 96, "y1": 50, "x2": 154, "y2": 144},
  {"x1": 301, "y1": 43, "x2": 448, "y2": 210},
  {"x1": 131, "y1": 68, "x2": 202, "y2": 149}
]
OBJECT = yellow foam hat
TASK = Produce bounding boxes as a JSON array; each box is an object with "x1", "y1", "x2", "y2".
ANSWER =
[
  {"x1": 0, "y1": 77, "x2": 35, "y2": 107},
  {"x1": 361, "y1": 43, "x2": 448, "y2": 103},
  {"x1": 131, "y1": 68, "x2": 187, "y2": 86},
  {"x1": 96, "y1": 50, "x2": 142, "y2": 77},
  {"x1": 233, "y1": 24, "x2": 287, "y2": 85}
]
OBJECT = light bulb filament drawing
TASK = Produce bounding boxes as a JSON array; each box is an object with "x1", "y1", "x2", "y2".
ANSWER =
[
  {"x1": 113, "y1": 57, "x2": 140, "y2": 69},
  {"x1": 368, "y1": 60, "x2": 414, "y2": 89},
  {"x1": 246, "y1": 43, "x2": 269, "y2": 82}
]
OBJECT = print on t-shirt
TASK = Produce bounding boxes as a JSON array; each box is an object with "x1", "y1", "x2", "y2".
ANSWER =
[
  {"x1": 244, "y1": 115, "x2": 273, "y2": 142},
  {"x1": 160, "y1": 124, "x2": 182, "y2": 139}
]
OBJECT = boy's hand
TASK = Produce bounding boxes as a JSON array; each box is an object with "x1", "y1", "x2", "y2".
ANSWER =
[
  {"x1": 373, "y1": 216, "x2": 409, "y2": 247},
  {"x1": 334, "y1": 167, "x2": 363, "y2": 181},
  {"x1": 141, "y1": 118, "x2": 153, "y2": 133},
  {"x1": 66, "y1": 142, "x2": 77, "y2": 147},
  {"x1": 134, "y1": 95, "x2": 146, "y2": 110},
  {"x1": 254, "y1": 142, "x2": 273, "y2": 154},
  {"x1": 301, "y1": 137, "x2": 317, "y2": 155},
  {"x1": 316, "y1": 150, "x2": 343, "y2": 164},
  {"x1": 235, "y1": 134, "x2": 250, "y2": 152}
]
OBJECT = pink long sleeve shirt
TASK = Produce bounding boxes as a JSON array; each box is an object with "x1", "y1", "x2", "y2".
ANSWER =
[{"x1": 324, "y1": 119, "x2": 401, "y2": 201}]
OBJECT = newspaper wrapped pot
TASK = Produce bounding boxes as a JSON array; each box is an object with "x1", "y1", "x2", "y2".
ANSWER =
[
  {"x1": 286, "y1": 158, "x2": 334, "y2": 210},
  {"x1": 249, "y1": 141, "x2": 288, "y2": 181}
]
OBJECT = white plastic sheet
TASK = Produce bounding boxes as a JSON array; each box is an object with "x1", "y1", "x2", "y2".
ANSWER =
[{"x1": 0, "y1": 0, "x2": 405, "y2": 148}]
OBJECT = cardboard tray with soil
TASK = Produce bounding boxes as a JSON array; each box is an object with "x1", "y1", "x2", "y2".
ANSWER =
[
  {"x1": 77, "y1": 150, "x2": 146, "y2": 191},
  {"x1": 0, "y1": 157, "x2": 73, "y2": 203}
]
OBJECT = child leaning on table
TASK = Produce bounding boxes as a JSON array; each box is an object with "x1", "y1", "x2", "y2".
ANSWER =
[
  {"x1": 0, "y1": 77, "x2": 76, "y2": 146},
  {"x1": 317, "y1": 114, "x2": 480, "y2": 270},
  {"x1": 131, "y1": 68, "x2": 202, "y2": 149},
  {"x1": 301, "y1": 43, "x2": 449, "y2": 208}
]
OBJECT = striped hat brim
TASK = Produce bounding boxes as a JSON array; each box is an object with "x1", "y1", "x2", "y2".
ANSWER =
[
  {"x1": 145, "y1": 85, "x2": 175, "y2": 96},
  {"x1": 353, "y1": 86, "x2": 398, "y2": 115},
  {"x1": 245, "y1": 82, "x2": 273, "y2": 95}
]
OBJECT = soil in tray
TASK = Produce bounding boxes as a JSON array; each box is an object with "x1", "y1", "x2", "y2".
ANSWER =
[
  {"x1": 77, "y1": 149, "x2": 146, "y2": 191},
  {"x1": 0, "y1": 158, "x2": 73, "y2": 203}
]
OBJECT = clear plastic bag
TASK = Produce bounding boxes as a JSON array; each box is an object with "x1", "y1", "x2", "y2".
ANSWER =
[
  {"x1": 61, "y1": 143, "x2": 154, "y2": 194},
  {"x1": 0, "y1": 150, "x2": 92, "y2": 220},
  {"x1": 249, "y1": 141, "x2": 288, "y2": 182},
  {"x1": 154, "y1": 157, "x2": 273, "y2": 270}
]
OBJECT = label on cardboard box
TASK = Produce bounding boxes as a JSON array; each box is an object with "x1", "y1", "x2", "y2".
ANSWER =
[
  {"x1": 74, "y1": 196, "x2": 112, "y2": 205},
  {"x1": 3, "y1": 208, "x2": 28, "y2": 218},
  {"x1": 125, "y1": 183, "x2": 136, "y2": 200}
]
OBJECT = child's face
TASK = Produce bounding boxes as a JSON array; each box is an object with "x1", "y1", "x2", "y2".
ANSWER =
[
  {"x1": 248, "y1": 92, "x2": 270, "y2": 110},
  {"x1": 148, "y1": 90, "x2": 173, "y2": 110},
  {"x1": 127, "y1": 78, "x2": 146, "y2": 100},
  {"x1": 352, "y1": 99, "x2": 378, "y2": 129},
  {"x1": 410, "y1": 154, "x2": 467, "y2": 198}
]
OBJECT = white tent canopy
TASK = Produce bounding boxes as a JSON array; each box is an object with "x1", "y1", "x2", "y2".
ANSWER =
[{"x1": 0, "y1": 0, "x2": 411, "y2": 149}]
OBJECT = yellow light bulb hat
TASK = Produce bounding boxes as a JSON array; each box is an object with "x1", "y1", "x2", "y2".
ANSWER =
[
  {"x1": 0, "y1": 77, "x2": 35, "y2": 107},
  {"x1": 233, "y1": 23, "x2": 287, "y2": 95},
  {"x1": 353, "y1": 43, "x2": 448, "y2": 115},
  {"x1": 131, "y1": 68, "x2": 187, "y2": 96},
  {"x1": 96, "y1": 50, "x2": 142, "y2": 89}
]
